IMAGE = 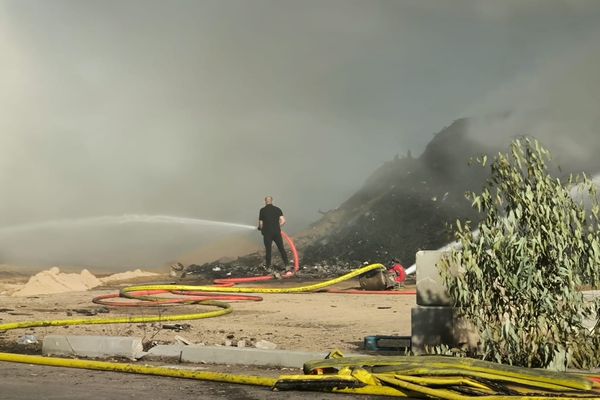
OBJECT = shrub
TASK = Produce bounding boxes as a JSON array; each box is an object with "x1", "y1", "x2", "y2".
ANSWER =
[{"x1": 440, "y1": 137, "x2": 600, "y2": 369}]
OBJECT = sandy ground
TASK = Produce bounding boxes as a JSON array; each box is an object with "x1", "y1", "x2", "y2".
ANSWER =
[
  {"x1": 0, "y1": 273, "x2": 415, "y2": 354},
  {"x1": 0, "y1": 270, "x2": 414, "y2": 399}
]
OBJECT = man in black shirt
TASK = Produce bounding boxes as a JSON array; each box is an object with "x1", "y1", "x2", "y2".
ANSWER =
[{"x1": 258, "y1": 196, "x2": 289, "y2": 272}]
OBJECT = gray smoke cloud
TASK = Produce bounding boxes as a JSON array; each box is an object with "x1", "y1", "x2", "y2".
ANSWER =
[
  {"x1": 465, "y1": 35, "x2": 600, "y2": 166},
  {"x1": 0, "y1": 0, "x2": 599, "y2": 269}
]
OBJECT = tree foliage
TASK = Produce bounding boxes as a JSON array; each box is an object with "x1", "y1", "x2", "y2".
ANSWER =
[{"x1": 439, "y1": 138, "x2": 600, "y2": 369}]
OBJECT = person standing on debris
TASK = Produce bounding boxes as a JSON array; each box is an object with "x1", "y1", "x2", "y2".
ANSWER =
[{"x1": 258, "y1": 196, "x2": 290, "y2": 273}]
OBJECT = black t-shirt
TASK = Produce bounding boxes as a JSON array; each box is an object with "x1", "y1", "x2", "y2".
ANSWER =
[{"x1": 259, "y1": 204, "x2": 283, "y2": 235}]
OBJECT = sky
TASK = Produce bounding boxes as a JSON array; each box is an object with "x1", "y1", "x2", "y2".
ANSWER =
[{"x1": 0, "y1": 0, "x2": 599, "y2": 267}]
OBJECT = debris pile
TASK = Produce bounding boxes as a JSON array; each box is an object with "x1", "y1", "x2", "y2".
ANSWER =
[
  {"x1": 183, "y1": 257, "x2": 357, "y2": 280},
  {"x1": 187, "y1": 117, "x2": 600, "y2": 276}
]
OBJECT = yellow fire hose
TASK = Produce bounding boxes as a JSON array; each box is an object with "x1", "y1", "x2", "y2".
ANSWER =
[
  {"x1": 119, "y1": 263, "x2": 386, "y2": 297},
  {"x1": 0, "y1": 264, "x2": 384, "y2": 331},
  {"x1": 0, "y1": 352, "x2": 277, "y2": 386},
  {"x1": 1, "y1": 262, "x2": 600, "y2": 398},
  {"x1": 303, "y1": 355, "x2": 592, "y2": 390},
  {"x1": 0, "y1": 299, "x2": 232, "y2": 331},
  {"x1": 0, "y1": 264, "x2": 385, "y2": 394}
]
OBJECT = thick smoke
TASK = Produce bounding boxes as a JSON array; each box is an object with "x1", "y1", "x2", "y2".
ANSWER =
[
  {"x1": 0, "y1": 1, "x2": 599, "y2": 270},
  {"x1": 465, "y1": 36, "x2": 600, "y2": 169}
]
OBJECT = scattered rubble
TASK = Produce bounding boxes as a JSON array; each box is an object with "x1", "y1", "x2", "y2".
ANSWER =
[
  {"x1": 255, "y1": 339, "x2": 277, "y2": 350},
  {"x1": 183, "y1": 118, "x2": 600, "y2": 275},
  {"x1": 174, "y1": 335, "x2": 193, "y2": 345},
  {"x1": 70, "y1": 307, "x2": 109, "y2": 316},
  {"x1": 184, "y1": 256, "x2": 362, "y2": 281},
  {"x1": 161, "y1": 324, "x2": 191, "y2": 332},
  {"x1": 17, "y1": 335, "x2": 38, "y2": 345}
]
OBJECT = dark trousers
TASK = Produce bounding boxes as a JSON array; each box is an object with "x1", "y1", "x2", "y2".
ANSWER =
[{"x1": 263, "y1": 231, "x2": 288, "y2": 267}]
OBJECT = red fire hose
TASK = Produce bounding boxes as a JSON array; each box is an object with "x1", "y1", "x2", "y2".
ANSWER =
[
  {"x1": 93, "y1": 290, "x2": 262, "y2": 307},
  {"x1": 212, "y1": 231, "x2": 300, "y2": 285},
  {"x1": 92, "y1": 231, "x2": 414, "y2": 307}
]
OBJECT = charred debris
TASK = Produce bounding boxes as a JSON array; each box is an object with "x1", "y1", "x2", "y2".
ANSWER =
[{"x1": 186, "y1": 117, "x2": 600, "y2": 279}]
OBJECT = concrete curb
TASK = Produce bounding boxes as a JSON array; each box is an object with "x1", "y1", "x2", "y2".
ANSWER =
[
  {"x1": 41, "y1": 335, "x2": 368, "y2": 368},
  {"x1": 145, "y1": 344, "x2": 188, "y2": 360},
  {"x1": 145, "y1": 344, "x2": 367, "y2": 368},
  {"x1": 42, "y1": 335, "x2": 145, "y2": 359}
]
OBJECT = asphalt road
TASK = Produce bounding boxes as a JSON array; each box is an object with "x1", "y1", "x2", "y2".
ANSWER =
[{"x1": 0, "y1": 361, "x2": 395, "y2": 400}]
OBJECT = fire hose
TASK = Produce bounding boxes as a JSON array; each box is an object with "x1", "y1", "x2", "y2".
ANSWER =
[
  {"x1": 1, "y1": 349, "x2": 600, "y2": 398},
  {"x1": 212, "y1": 231, "x2": 413, "y2": 295},
  {"x1": 1, "y1": 261, "x2": 600, "y2": 397},
  {"x1": 212, "y1": 231, "x2": 300, "y2": 284},
  {"x1": 2, "y1": 263, "x2": 385, "y2": 330},
  {"x1": 91, "y1": 231, "x2": 413, "y2": 309}
]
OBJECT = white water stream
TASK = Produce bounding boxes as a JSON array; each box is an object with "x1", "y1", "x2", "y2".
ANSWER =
[
  {"x1": 0, "y1": 215, "x2": 256, "y2": 271},
  {"x1": 0, "y1": 214, "x2": 255, "y2": 235}
]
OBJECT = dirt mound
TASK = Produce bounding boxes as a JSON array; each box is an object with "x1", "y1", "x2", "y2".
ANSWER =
[
  {"x1": 12, "y1": 267, "x2": 102, "y2": 297},
  {"x1": 186, "y1": 116, "x2": 600, "y2": 274},
  {"x1": 99, "y1": 269, "x2": 159, "y2": 283},
  {"x1": 9, "y1": 268, "x2": 160, "y2": 297}
]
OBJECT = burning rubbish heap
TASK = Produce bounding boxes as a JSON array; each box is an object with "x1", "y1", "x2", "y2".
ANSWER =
[{"x1": 185, "y1": 117, "x2": 600, "y2": 278}]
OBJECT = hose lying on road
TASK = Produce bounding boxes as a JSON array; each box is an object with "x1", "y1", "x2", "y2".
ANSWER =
[
  {"x1": 2, "y1": 349, "x2": 600, "y2": 398},
  {"x1": 0, "y1": 263, "x2": 397, "y2": 397},
  {"x1": 6, "y1": 261, "x2": 598, "y2": 398},
  {"x1": 1, "y1": 262, "x2": 600, "y2": 397},
  {"x1": 0, "y1": 352, "x2": 277, "y2": 387},
  {"x1": 276, "y1": 354, "x2": 600, "y2": 399}
]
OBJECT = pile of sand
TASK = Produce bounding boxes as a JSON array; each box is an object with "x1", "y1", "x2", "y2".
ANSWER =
[
  {"x1": 10, "y1": 268, "x2": 159, "y2": 297},
  {"x1": 99, "y1": 269, "x2": 159, "y2": 283},
  {"x1": 12, "y1": 267, "x2": 102, "y2": 297}
]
